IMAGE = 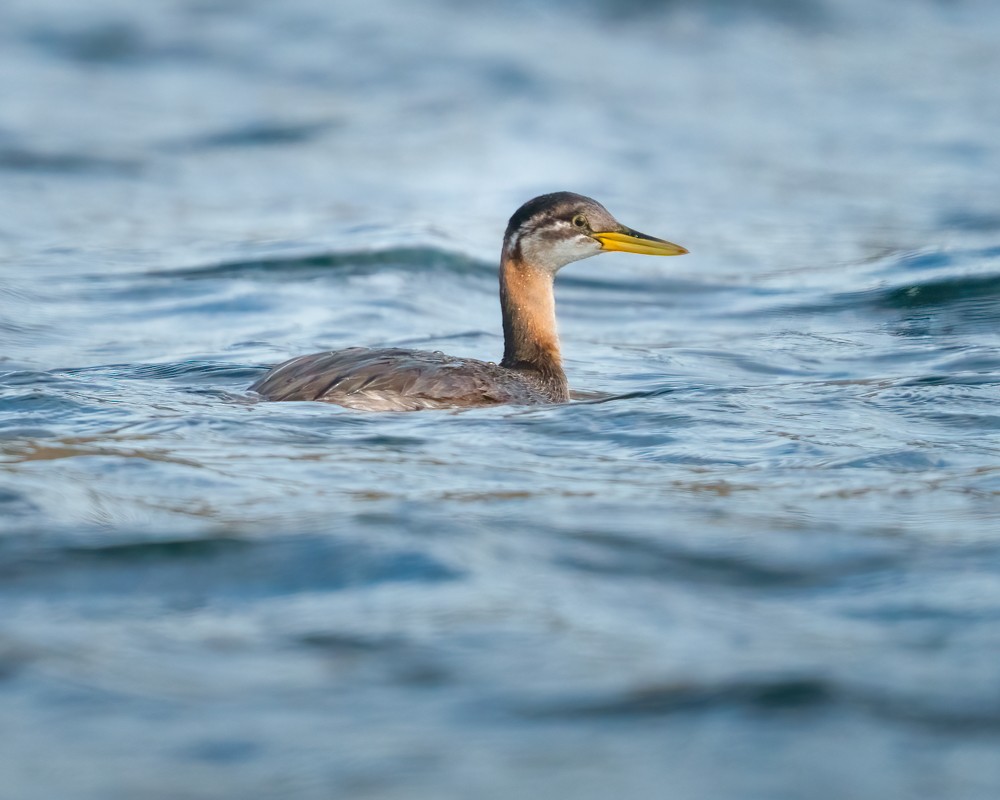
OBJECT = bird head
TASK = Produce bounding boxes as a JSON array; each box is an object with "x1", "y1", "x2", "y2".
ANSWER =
[{"x1": 503, "y1": 191, "x2": 687, "y2": 273}]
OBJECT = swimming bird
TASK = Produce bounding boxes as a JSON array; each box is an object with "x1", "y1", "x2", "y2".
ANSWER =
[{"x1": 249, "y1": 192, "x2": 687, "y2": 411}]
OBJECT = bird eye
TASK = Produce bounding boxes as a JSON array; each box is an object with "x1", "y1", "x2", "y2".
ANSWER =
[{"x1": 572, "y1": 215, "x2": 588, "y2": 229}]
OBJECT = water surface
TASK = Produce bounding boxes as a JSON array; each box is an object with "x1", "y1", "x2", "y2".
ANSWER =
[{"x1": 2, "y1": 1, "x2": 1000, "y2": 798}]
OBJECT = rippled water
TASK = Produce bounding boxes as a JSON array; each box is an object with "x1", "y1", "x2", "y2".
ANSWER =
[{"x1": 3, "y1": 0, "x2": 1000, "y2": 798}]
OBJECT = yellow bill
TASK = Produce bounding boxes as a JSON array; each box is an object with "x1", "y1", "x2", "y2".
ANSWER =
[{"x1": 594, "y1": 228, "x2": 688, "y2": 256}]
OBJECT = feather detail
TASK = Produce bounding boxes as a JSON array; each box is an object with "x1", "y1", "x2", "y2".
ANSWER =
[{"x1": 250, "y1": 347, "x2": 562, "y2": 410}]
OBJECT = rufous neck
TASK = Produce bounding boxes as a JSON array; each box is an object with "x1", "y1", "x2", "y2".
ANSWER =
[{"x1": 498, "y1": 257, "x2": 565, "y2": 382}]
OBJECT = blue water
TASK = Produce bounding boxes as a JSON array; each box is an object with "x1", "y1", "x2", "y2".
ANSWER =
[{"x1": 2, "y1": 1, "x2": 1000, "y2": 798}]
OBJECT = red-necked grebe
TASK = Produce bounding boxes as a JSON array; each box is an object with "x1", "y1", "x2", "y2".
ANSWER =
[{"x1": 249, "y1": 192, "x2": 687, "y2": 410}]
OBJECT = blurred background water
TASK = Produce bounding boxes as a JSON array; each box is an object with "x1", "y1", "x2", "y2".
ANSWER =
[{"x1": 2, "y1": 0, "x2": 1000, "y2": 797}]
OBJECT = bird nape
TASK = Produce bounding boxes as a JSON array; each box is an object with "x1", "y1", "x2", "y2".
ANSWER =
[{"x1": 249, "y1": 191, "x2": 687, "y2": 411}]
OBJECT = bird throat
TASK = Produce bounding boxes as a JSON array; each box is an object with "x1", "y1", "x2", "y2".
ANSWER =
[{"x1": 498, "y1": 258, "x2": 568, "y2": 398}]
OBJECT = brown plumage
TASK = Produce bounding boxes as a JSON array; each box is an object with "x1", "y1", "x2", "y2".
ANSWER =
[{"x1": 250, "y1": 192, "x2": 687, "y2": 411}]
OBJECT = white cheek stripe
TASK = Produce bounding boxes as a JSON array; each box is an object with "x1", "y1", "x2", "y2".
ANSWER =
[
  {"x1": 526, "y1": 237, "x2": 601, "y2": 272},
  {"x1": 518, "y1": 222, "x2": 603, "y2": 273}
]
